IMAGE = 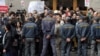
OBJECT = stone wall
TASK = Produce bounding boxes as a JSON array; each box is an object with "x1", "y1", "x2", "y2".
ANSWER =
[
  {"x1": 5, "y1": 0, "x2": 41, "y2": 12},
  {"x1": 90, "y1": 0, "x2": 100, "y2": 12}
]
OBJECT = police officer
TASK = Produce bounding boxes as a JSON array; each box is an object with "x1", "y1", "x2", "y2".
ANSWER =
[
  {"x1": 22, "y1": 16, "x2": 38, "y2": 56},
  {"x1": 91, "y1": 18, "x2": 100, "y2": 56},
  {"x1": 76, "y1": 18, "x2": 90, "y2": 56},
  {"x1": 90, "y1": 18, "x2": 98, "y2": 56},
  {"x1": 60, "y1": 17, "x2": 75, "y2": 56},
  {"x1": 41, "y1": 10, "x2": 57, "y2": 56}
]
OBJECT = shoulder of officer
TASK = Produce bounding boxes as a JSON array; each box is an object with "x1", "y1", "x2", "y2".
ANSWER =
[
  {"x1": 63, "y1": 23, "x2": 74, "y2": 29},
  {"x1": 43, "y1": 16, "x2": 54, "y2": 21},
  {"x1": 78, "y1": 22, "x2": 89, "y2": 27},
  {"x1": 24, "y1": 22, "x2": 36, "y2": 28},
  {"x1": 93, "y1": 23, "x2": 100, "y2": 28}
]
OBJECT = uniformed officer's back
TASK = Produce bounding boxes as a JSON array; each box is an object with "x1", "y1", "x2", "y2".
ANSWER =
[
  {"x1": 60, "y1": 17, "x2": 75, "y2": 56},
  {"x1": 91, "y1": 22, "x2": 100, "y2": 39},
  {"x1": 76, "y1": 21, "x2": 90, "y2": 38},
  {"x1": 22, "y1": 17, "x2": 37, "y2": 38},
  {"x1": 22, "y1": 17, "x2": 38, "y2": 56},
  {"x1": 42, "y1": 16, "x2": 55, "y2": 34},
  {"x1": 61, "y1": 23, "x2": 75, "y2": 39},
  {"x1": 90, "y1": 18, "x2": 100, "y2": 56},
  {"x1": 76, "y1": 18, "x2": 90, "y2": 56}
]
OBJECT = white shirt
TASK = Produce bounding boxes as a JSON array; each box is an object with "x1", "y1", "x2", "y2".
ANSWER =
[{"x1": 2, "y1": 32, "x2": 7, "y2": 45}]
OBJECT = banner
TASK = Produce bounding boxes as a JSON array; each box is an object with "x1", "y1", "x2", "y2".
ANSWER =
[
  {"x1": 0, "y1": 0, "x2": 8, "y2": 13},
  {"x1": 28, "y1": 1, "x2": 44, "y2": 14},
  {"x1": 85, "y1": 0, "x2": 90, "y2": 7},
  {"x1": 0, "y1": 6, "x2": 8, "y2": 13}
]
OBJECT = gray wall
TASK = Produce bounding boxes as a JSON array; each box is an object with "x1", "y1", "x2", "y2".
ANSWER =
[
  {"x1": 6, "y1": 0, "x2": 41, "y2": 12},
  {"x1": 90, "y1": 0, "x2": 100, "y2": 12}
]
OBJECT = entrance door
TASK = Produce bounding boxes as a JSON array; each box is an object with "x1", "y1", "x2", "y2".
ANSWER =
[
  {"x1": 57, "y1": 0, "x2": 87, "y2": 10},
  {"x1": 57, "y1": 0, "x2": 73, "y2": 10},
  {"x1": 43, "y1": 0, "x2": 53, "y2": 9},
  {"x1": 43, "y1": 0, "x2": 87, "y2": 11},
  {"x1": 77, "y1": 0, "x2": 87, "y2": 10}
]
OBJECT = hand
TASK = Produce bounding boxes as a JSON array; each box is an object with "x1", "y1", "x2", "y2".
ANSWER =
[
  {"x1": 66, "y1": 38, "x2": 71, "y2": 42},
  {"x1": 36, "y1": 39, "x2": 39, "y2": 42},
  {"x1": 22, "y1": 39, "x2": 25, "y2": 42},
  {"x1": 3, "y1": 49, "x2": 6, "y2": 53},
  {"x1": 14, "y1": 39, "x2": 17, "y2": 42},
  {"x1": 81, "y1": 38, "x2": 86, "y2": 42},
  {"x1": 46, "y1": 35, "x2": 50, "y2": 39}
]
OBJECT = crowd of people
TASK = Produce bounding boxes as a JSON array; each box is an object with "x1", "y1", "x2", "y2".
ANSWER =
[{"x1": 0, "y1": 7, "x2": 100, "y2": 56}]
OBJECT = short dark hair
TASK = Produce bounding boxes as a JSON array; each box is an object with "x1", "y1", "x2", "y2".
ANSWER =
[
  {"x1": 9, "y1": 11, "x2": 16, "y2": 16},
  {"x1": 88, "y1": 8, "x2": 95, "y2": 12},
  {"x1": 5, "y1": 23, "x2": 12, "y2": 31},
  {"x1": 55, "y1": 13, "x2": 61, "y2": 17},
  {"x1": 15, "y1": 21, "x2": 22, "y2": 28}
]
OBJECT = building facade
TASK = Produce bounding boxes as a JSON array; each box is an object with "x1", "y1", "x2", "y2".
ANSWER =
[
  {"x1": 5, "y1": 0, "x2": 100, "y2": 12},
  {"x1": 5, "y1": 0, "x2": 41, "y2": 12}
]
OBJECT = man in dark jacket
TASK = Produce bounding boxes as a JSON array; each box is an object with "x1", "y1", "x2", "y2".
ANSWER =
[
  {"x1": 76, "y1": 18, "x2": 90, "y2": 56},
  {"x1": 2, "y1": 24, "x2": 12, "y2": 56},
  {"x1": 0, "y1": 21, "x2": 5, "y2": 56},
  {"x1": 60, "y1": 17, "x2": 75, "y2": 56},
  {"x1": 22, "y1": 17, "x2": 38, "y2": 56}
]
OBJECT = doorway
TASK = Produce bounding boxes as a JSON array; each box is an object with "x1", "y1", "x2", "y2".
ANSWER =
[
  {"x1": 43, "y1": 0, "x2": 87, "y2": 11},
  {"x1": 57, "y1": 0, "x2": 73, "y2": 10},
  {"x1": 77, "y1": 0, "x2": 87, "y2": 10}
]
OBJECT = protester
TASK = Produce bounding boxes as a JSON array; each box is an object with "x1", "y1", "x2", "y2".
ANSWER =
[{"x1": 2, "y1": 24, "x2": 12, "y2": 56}]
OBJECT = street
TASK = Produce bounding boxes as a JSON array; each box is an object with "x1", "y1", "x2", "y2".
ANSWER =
[{"x1": 70, "y1": 49, "x2": 98, "y2": 56}]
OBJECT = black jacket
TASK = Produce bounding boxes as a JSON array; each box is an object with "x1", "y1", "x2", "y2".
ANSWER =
[{"x1": 3, "y1": 31, "x2": 12, "y2": 51}]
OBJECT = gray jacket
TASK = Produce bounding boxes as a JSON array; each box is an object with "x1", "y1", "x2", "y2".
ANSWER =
[{"x1": 22, "y1": 21, "x2": 38, "y2": 38}]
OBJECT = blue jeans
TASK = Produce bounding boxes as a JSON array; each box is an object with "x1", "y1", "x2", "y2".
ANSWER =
[
  {"x1": 25, "y1": 38, "x2": 35, "y2": 56},
  {"x1": 41, "y1": 35, "x2": 57, "y2": 56},
  {"x1": 78, "y1": 40, "x2": 87, "y2": 56},
  {"x1": 97, "y1": 42, "x2": 100, "y2": 56},
  {"x1": 3, "y1": 51, "x2": 12, "y2": 56},
  {"x1": 61, "y1": 40, "x2": 72, "y2": 56}
]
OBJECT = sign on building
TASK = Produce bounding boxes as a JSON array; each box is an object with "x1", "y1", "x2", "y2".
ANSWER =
[
  {"x1": 0, "y1": 6, "x2": 8, "y2": 13},
  {"x1": 85, "y1": 0, "x2": 90, "y2": 7},
  {"x1": 21, "y1": 0, "x2": 25, "y2": 9},
  {"x1": 0, "y1": 0, "x2": 8, "y2": 13},
  {"x1": 28, "y1": 1, "x2": 44, "y2": 14}
]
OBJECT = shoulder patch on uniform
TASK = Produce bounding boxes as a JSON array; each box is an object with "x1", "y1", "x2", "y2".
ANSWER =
[
  {"x1": 95, "y1": 26, "x2": 100, "y2": 28},
  {"x1": 64, "y1": 26, "x2": 74, "y2": 29},
  {"x1": 43, "y1": 17, "x2": 53, "y2": 21},
  {"x1": 80, "y1": 24, "x2": 89, "y2": 27},
  {"x1": 25, "y1": 26, "x2": 34, "y2": 29}
]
